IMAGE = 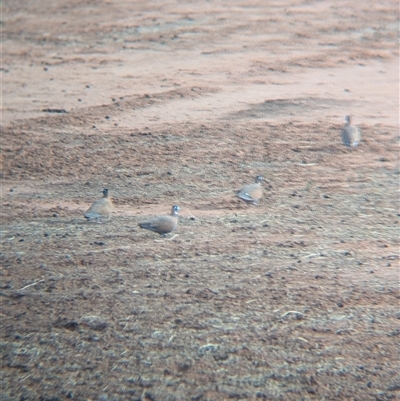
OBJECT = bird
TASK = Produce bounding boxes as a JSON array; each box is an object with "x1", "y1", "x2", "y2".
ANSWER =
[
  {"x1": 341, "y1": 115, "x2": 361, "y2": 147},
  {"x1": 237, "y1": 175, "x2": 264, "y2": 206},
  {"x1": 84, "y1": 188, "x2": 113, "y2": 222},
  {"x1": 138, "y1": 205, "x2": 180, "y2": 236}
]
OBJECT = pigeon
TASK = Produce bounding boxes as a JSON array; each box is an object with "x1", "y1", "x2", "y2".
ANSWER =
[
  {"x1": 341, "y1": 115, "x2": 361, "y2": 147},
  {"x1": 84, "y1": 188, "x2": 113, "y2": 222},
  {"x1": 138, "y1": 205, "x2": 180, "y2": 236},
  {"x1": 237, "y1": 176, "x2": 264, "y2": 206}
]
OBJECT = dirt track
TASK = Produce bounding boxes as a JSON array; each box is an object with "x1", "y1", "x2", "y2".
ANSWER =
[{"x1": 1, "y1": 1, "x2": 399, "y2": 400}]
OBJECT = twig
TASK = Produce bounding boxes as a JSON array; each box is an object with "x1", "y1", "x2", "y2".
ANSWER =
[
  {"x1": 19, "y1": 374, "x2": 32, "y2": 383},
  {"x1": 71, "y1": 246, "x2": 132, "y2": 255},
  {"x1": 281, "y1": 310, "x2": 304, "y2": 318},
  {"x1": 297, "y1": 337, "x2": 309, "y2": 343},
  {"x1": 304, "y1": 253, "x2": 324, "y2": 258},
  {"x1": 18, "y1": 280, "x2": 44, "y2": 291},
  {"x1": 336, "y1": 328, "x2": 358, "y2": 335}
]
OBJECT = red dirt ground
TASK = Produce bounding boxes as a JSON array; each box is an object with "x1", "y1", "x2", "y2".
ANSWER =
[{"x1": 1, "y1": 1, "x2": 399, "y2": 400}]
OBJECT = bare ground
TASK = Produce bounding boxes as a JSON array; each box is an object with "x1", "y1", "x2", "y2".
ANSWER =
[{"x1": 1, "y1": 1, "x2": 399, "y2": 400}]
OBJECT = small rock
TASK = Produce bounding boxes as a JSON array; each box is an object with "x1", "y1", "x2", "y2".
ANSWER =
[
  {"x1": 176, "y1": 361, "x2": 191, "y2": 372},
  {"x1": 387, "y1": 329, "x2": 400, "y2": 337},
  {"x1": 387, "y1": 383, "x2": 400, "y2": 391},
  {"x1": 81, "y1": 315, "x2": 108, "y2": 331},
  {"x1": 64, "y1": 321, "x2": 79, "y2": 330},
  {"x1": 143, "y1": 391, "x2": 156, "y2": 401}
]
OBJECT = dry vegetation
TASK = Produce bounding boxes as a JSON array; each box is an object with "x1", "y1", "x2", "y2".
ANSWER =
[{"x1": 1, "y1": 0, "x2": 399, "y2": 400}]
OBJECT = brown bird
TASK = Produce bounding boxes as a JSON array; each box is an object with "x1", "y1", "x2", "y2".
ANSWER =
[
  {"x1": 84, "y1": 188, "x2": 113, "y2": 222},
  {"x1": 237, "y1": 175, "x2": 264, "y2": 206},
  {"x1": 341, "y1": 115, "x2": 361, "y2": 147},
  {"x1": 138, "y1": 205, "x2": 180, "y2": 236}
]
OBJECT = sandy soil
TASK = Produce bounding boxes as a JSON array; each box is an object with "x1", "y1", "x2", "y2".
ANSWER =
[{"x1": 1, "y1": 1, "x2": 399, "y2": 400}]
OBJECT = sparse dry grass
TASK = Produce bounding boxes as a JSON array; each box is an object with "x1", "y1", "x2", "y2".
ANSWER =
[
  {"x1": 1, "y1": 116, "x2": 399, "y2": 400},
  {"x1": 2, "y1": 0, "x2": 399, "y2": 399}
]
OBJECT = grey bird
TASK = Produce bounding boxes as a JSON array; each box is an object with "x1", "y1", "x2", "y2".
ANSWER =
[
  {"x1": 341, "y1": 115, "x2": 361, "y2": 147},
  {"x1": 138, "y1": 205, "x2": 180, "y2": 236},
  {"x1": 237, "y1": 176, "x2": 264, "y2": 206},
  {"x1": 84, "y1": 189, "x2": 113, "y2": 222}
]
